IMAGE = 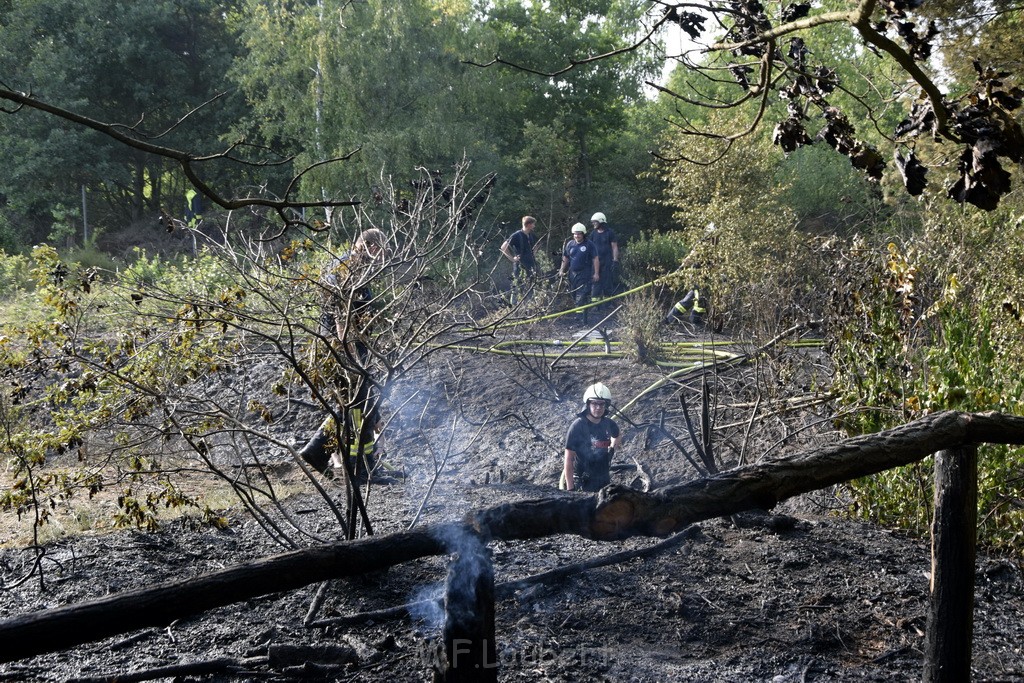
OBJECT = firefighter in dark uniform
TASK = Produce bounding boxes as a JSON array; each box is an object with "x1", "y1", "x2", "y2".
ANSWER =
[
  {"x1": 298, "y1": 228, "x2": 387, "y2": 477},
  {"x1": 558, "y1": 223, "x2": 599, "y2": 324},
  {"x1": 665, "y1": 288, "x2": 708, "y2": 326},
  {"x1": 561, "y1": 383, "x2": 621, "y2": 492}
]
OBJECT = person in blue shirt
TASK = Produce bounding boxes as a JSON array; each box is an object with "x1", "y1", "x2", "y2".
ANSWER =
[
  {"x1": 588, "y1": 212, "x2": 619, "y2": 304},
  {"x1": 499, "y1": 215, "x2": 538, "y2": 305},
  {"x1": 558, "y1": 223, "x2": 599, "y2": 324},
  {"x1": 561, "y1": 383, "x2": 621, "y2": 492}
]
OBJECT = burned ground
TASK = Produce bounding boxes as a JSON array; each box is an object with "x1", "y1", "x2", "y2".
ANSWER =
[{"x1": 1, "y1": 321, "x2": 1023, "y2": 682}]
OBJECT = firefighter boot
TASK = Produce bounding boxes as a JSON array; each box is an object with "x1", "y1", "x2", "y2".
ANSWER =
[{"x1": 297, "y1": 428, "x2": 332, "y2": 472}]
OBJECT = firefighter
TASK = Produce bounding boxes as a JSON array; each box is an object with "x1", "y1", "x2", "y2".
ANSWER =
[
  {"x1": 665, "y1": 288, "x2": 707, "y2": 326},
  {"x1": 561, "y1": 383, "x2": 621, "y2": 492},
  {"x1": 558, "y1": 223, "x2": 599, "y2": 324},
  {"x1": 588, "y1": 211, "x2": 619, "y2": 305},
  {"x1": 298, "y1": 228, "x2": 387, "y2": 478}
]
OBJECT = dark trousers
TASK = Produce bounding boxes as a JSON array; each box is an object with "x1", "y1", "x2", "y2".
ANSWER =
[
  {"x1": 592, "y1": 261, "x2": 616, "y2": 299},
  {"x1": 568, "y1": 270, "x2": 592, "y2": 323},
  {"x1": 510, "y1": 262, "x2": 534, "y2": 305}
]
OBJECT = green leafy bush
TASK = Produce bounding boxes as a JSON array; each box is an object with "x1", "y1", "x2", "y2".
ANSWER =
[
  {"x1": 621, "y1": 231, "x2": 688, "y2": 285},
  {"x1": 829, "y1": 221, "x2": 1024, "y2": 553},
  {"x1": 66, "y1": 244, "x2": 120, "y2": 273},
  {"x1": 0, "y1": 250, "x2": 34, "y2": 296}
]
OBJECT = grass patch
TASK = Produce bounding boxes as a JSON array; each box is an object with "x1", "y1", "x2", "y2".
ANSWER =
[{"x1": 0, "y1": 463, "x2": 310, "y2": 548}]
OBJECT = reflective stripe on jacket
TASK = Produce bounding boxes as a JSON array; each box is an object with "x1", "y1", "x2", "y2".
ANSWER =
[{"x1": 692, "y1": 289, "x2": 706, "y2": 314}]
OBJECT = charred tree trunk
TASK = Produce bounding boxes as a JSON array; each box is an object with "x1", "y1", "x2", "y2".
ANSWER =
[
  {"x1": 0, "y1": 411, "x2": 1022, "y2": 666},
  {"x1": 435, "y1": 535, "x2": 497, "y2": 682},
  {"x1": 924, "y1": 446, "x2": 978, "y2": 683}
]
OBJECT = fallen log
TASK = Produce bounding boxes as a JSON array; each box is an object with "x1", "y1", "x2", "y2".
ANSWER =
[
  {"x1": 0, "y1": 410, "x2": 1022, "y2": 665},
  {"x1": 471, "y1": 411, "x2": 1024, "y2": 541},
  {"x1": 0, "y1": 531, "x2": 446, "y2": 664}
]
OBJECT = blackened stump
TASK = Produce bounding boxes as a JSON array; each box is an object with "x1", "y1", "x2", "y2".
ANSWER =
[
  {"x1": 434, "y1": 539, "x2": 497, "y2": 682},
  {"x1": 924, "y1": 446, "x2": 977, "y2": 683}
]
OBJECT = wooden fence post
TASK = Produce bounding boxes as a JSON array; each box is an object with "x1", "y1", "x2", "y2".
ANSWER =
[{"x1": 923, "y1": 446, "x2": 977, "y2": 683}]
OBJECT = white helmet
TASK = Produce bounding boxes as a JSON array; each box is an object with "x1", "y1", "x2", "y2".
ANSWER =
[
  {"x1": 591, "y1": 212, "x2": 607, "y2": 224},
  {"x1": 583, "y1": 382, "x2": 612, "y2": 403},
  {"x1": 571, "y1": 222, "x2": 587, "y2": 234}
]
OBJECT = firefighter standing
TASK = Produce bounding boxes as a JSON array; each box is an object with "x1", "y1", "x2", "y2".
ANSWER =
[
  {"x1": 561, "y1": 383, "x2": 622, "y2": 492},
  {"x1": 499, "y1": 215, "x2": 539, "y2": 305},
  {"x1": 298, "y1": 228, "x2": 387, "y2": 477},
  {"x1": 558, "y1": 223, "x2": 599, "y2": 324},
  {"x1": 588, "y1": 212, "x2": 619, "y2": 305}
]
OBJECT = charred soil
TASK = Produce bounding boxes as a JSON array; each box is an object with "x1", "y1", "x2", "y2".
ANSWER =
[{"x1": 2, "y1": 321, "x2": 1023, "y2": 682}]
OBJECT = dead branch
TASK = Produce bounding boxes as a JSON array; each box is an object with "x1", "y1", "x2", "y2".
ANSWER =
[
  {"x1": 0, "y1": 87, "x2": 359, "y2": 219},
  {"x1": 66, "y1": 657, "x2": 239, "y2": 683}
]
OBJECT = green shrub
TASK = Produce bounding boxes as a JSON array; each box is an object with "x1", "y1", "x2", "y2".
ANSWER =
[
  {"x1": 622, "y1": 231, "x2": 688, "y2": 285},
  {"x1": 830, "y1": 231, "x2": 1024, "y2": 553},
  {"x1": 66, "y1": 245, "x2": 120, "y2": 273},
  {"x1": 775, "y1": 144, "x2": 887, "y2": 233},
  {"x1": 0, "y1": 250, "x2": 35, "y2": 297},
  {"x1": 121, "y1": 247, "x2": 236, "y2": 296},
  {"x1": 122, "y1": 247, "x2": 173, "y2": 287}
]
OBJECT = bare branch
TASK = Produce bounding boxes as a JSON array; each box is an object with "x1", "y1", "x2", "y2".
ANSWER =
[{"x1": 0, "y1": 87, "x2": 361, "y2": 212}]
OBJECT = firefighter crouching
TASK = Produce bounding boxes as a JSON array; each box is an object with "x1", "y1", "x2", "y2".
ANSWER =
[{"x1": 665, "y1": 288, "x2": 707, "y2": 326}]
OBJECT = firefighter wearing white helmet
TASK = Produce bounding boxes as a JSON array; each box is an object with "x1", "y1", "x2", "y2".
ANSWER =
[
  {"x1": 558, "y1": 223, "x2": 599, "y2": 324},
  {"x1": 561, "y1": 382, "x2": 622, "y2": 492},
  {"x1": 588, "y1": 211, "x2": 619, "y2": 305}
]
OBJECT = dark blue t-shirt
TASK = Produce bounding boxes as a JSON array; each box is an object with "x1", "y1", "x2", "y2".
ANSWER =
[
  {"x1": 589, "y1": 227, "x2": 617, "y2": 263},
  {"x1": 565, "y1": 415, "x2": 620, "y2": 490},
  {"x1": 506, "y1": 229, "x2": 537, "y2": 270},
  {"x1": 563, "y1": 239, "x2": 596, "y2": 273}
]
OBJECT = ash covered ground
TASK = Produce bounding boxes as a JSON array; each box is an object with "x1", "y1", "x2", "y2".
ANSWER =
[{"x1": 2, "y1": 321, "x2": 1023, "y2": 682}]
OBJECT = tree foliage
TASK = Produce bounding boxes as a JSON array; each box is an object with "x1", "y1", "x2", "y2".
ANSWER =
[
  {"x1": 0, "y1": 0, "x2": 247, "y2": 243},
  {"x1": 649, "y1": 0, "x2": 1023, "y2": 210},
  {"x1": 231, "y1": 0, "x2": 506, "y2": 202}
]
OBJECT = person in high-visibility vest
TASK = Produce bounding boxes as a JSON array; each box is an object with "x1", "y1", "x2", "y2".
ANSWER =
[
  {"x1": 665, "y1": 288, "x2": 707, "y2": 326},
  {"x1": 184, "y1": 189, "x2": 203, "y2": 228},
  {"x1": 297, "y1": 229, "x2": 388, "y2": 479}
]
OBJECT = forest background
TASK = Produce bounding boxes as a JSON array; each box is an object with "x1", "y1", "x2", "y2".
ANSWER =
[{"x1": 1, "y1": 0, "x2": 1023, "y2": 557}]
